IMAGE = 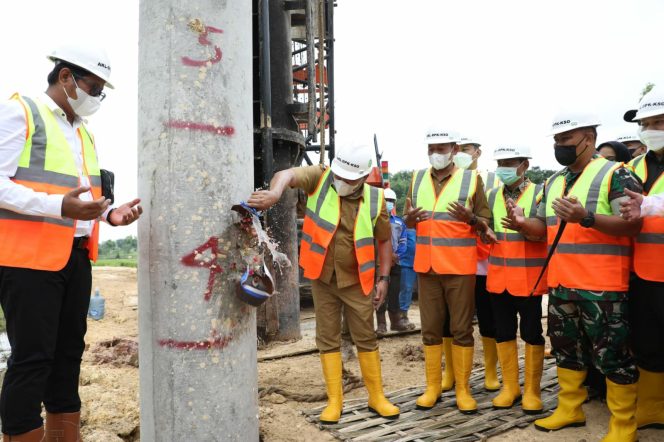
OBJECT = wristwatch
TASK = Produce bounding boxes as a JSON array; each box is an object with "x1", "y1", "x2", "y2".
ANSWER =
[
  {"x1": 467, "y1": 215, "x2": 478, "y2": 226},
  {"x1": 378, "y1": 275, "x2": 390, "y2": 284},
  {"x1": 580, "y1": 210, "x2": 595, "y2": 228}
]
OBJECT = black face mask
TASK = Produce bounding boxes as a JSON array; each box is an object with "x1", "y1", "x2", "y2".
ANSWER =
[{"x1": 554, "y1": 135, "x2": 588, "y2": 166}]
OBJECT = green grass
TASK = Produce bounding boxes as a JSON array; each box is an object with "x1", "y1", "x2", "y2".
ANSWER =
[
  {"x1": 93, "y1": 258, "x2": 137, "y2": 268},
  {"x1": 0, "y1": 309, "x2": 5, "y2": 332}
]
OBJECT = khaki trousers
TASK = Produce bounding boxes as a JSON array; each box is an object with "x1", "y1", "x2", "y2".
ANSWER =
[
  {"x1": 418, "y1": 273, "x2": 476, "y2": 347},
  {"x1": 312, "y1": 277, "x2": 377, "y2": 353}
]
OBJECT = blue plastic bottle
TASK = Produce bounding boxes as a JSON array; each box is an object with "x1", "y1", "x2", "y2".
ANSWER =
[{"x1": 88, "y1": 288, "x2": 105, "y2": 320}]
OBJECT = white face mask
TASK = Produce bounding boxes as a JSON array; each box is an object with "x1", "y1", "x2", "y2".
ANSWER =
[
  {"x1": 64, "y1": 78, "x2": 102, "y2": 117},
  {"x1": 386, "y1": 202, "x2": 395, "y2": 213},
  {"x1": 429, "y1": 152, "x2": 452, "y2": 170},
  {"x1": 454, "y1": 152, "x2": 473, "y2": 170},
  {"x1": 638, "y1": 128, "x2": 664, "y2": 152},
  {"x1": 333, "y1": 178, "x2": 362, "y2": 197}
]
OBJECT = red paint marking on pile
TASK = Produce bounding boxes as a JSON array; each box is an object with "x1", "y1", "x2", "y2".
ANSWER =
[
  {"x1": 182, "y1": 25, "x2": 224, "y2": 67},
  {"x1": 158, "y1": 335, "x2": 233, "y2": 350},
  {"x1": 165, "y1": 120, "x2": 235, "y2": 136},
  {"x1": 180, "y1": 236, "x2": 224, "y2": 301}
]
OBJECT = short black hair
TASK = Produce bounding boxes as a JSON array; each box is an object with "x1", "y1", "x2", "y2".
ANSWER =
[{"x1": 47, "y1": 60, "x2": 92, "y2": 86}]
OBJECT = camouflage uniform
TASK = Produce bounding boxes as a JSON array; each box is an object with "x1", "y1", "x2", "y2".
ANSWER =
[
  {"x1": 548, "y1": 292, "x2": 637, "y2": 384},
  {"x1": 537, "y1": 156, "x2": 641, "y2": 385}
]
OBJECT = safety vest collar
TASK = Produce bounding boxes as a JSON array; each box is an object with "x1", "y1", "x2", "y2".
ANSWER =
[
  {"x1": 545, "y1": 157, "x2": 617, "y2": 225},
  {"x1": 305, "y1": 169, "x2": 339, "y2": 231},
  {"x1": 633, "y1": 154, "x2": 664, "y2": 196},
  {"x1": 412, "y1": 167, "x2": 476, "y2": 212},
  {"x1": 488, "y1": 181, "x2": 541, "y2": 234}
]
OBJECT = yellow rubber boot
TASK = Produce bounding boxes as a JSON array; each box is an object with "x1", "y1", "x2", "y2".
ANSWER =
[
  {"x1": 452, "y1": 344, "x2": 477, "y2": 414},
  {"x1": 601, "y1": 379, "x2": 637, "y2": 442},
  {"x1": 635, "y1": 367, "x2": 664, "y2": 429},
  {"x1": 522, "y1": 344, "x2": 544, "y2": 414},
  {"x1": 357, "y1": 350, "x2": 400, "y2": 419},
  {"x1": 534, "y1": 367, "x2": 587, "y2": 431},
  {"x1": 319, "y1": 352, "x2": 343, "y2": 424},
  {"x1": 416, "y1": 344, "x2": 443, "y2": 410},
  {"x1": 441, "y1": 337, "x2": 455, "y2": 391},
  {"x1": 482, "y1": 337, "x2": 501, "y2": 391},
  {"x1": 492, "y1": 340, "x2": 521, "y2": 409}
]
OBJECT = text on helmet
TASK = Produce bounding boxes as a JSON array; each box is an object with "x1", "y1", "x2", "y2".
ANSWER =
[
  {"x1": 640, "y1": 101, "x2": 664, "y2": 110},
  {"x1": 338, "y1": 156, "x2": 360, "y2": 169}
]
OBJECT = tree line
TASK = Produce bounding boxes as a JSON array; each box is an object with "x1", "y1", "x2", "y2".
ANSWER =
[{"x1": 98, "y1": 235, "x2": 138, "y2": 260}]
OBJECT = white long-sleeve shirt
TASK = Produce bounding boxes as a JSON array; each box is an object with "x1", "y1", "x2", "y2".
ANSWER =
[
  {"x1": 641, "y1": 193, "x2": 664, "y2": 217},
  {"x1": 0, "y1": 93, "x2": 109, "y2": 237}
]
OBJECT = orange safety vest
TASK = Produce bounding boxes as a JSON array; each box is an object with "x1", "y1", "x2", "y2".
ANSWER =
[
  {"x1": 411, "y1": 167, "x2": 478, "y2": 274},
  {"x1": 0, "y1": 95, "x2": 102, "y2": 271},
  {"x1": 544, "y1": 157, "x2": 631, "y2": 292},
  {"x1": 299, "y1": 168, "x2": 384, "y2": 295},
  {"x1": 629, "y1": 154, "x2": 664, "y2": 282},
  {"x1": 486, "y1": 182, "x2": 548, "y2": 296}
]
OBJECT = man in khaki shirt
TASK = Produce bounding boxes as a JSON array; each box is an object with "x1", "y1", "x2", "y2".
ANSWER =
[
  {"x1": 248, "y1": 145, "x2": 400, "y2": 424},
  {"x1": 404, "y1": 129, "x2": 496, "y2": 414}
]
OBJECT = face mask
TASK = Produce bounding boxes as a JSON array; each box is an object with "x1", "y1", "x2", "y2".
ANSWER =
[
  {"x1": 64, "y1": 78, "x2": 102, "y2": 117},
  {"x1": 638, "y1": 128, "x2": 664, "y2": 152},
  {"x1": 386, "y1": 202, "x2": 395, "y2": 212},
  {"x1": 333, "y1": 178, "x2": 362, "y2": 197},
  {"x1": 429, "y1": 152, "x2": 452, "y2": 170},
  {"x1": 495, "y1": 165, "x2": 522, "y2": 186},
  {"x1": 554, "y1": 135, "x2": 588, "y2": 166},
  {"x1": 454, "y1": 152, "x2": 473, "y2": 170}
]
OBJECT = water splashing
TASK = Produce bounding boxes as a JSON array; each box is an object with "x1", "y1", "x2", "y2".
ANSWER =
[{"x1": 250, "y1": 215, "x2": 291, "y2": 270}]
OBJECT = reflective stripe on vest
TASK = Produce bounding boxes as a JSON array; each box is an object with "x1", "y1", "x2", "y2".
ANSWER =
[
  {"x1": 0, "y1": 95, "x2": 102, "y2": 270},
  {"x1": 630, "y1": 154, "x2": 664, "y2": 281},
  {"x1": 299, "y1": 168, "x2": 383, "y2": 295},
  {"x1": 481, "y1": 170, "x2": 500, "y2": 193},
  {"x1": 544, "y1": 157, "x2": 631, "y2": 291},
  {"x1": 411, "y1": 167, "x2": 478, "y2": 274},
  {"x1": 486, "y1": 182, "x2": 548, "y2": 296}
]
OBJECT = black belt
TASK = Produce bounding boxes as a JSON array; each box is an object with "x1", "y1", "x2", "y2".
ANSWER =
[{"x1": 73, "y1": 236, "x2": 90, "y2": 249}]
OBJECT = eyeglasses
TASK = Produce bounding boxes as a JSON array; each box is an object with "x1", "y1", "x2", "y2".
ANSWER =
[{"x1": 73, "y1": 75, "x2": 106, "y2": 102}]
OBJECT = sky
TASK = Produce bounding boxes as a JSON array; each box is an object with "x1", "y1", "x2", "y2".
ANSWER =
[{"x1": 1, "y1": 0, "x2": 663, "y2": 240}]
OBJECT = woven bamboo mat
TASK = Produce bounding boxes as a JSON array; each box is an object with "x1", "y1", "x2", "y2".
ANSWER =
[{"x1": 303, "y1": 358, "x2": 559, "y2": 441}]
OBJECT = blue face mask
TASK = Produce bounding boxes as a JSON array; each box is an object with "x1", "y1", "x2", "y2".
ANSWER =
[
  {"x1": 386, "y1": 202, "x2": 395, "y2": 213},
  {"x1": 495, "y1": 165, "x2": 522, "y2": 185}
]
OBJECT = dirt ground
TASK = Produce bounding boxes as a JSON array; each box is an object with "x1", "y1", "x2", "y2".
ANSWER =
[
  {"x1": 80, "y1": 268, "x2": 661, "y2": 442},
  {"x1": 80, "y1": 267, "x2": 140, "y2": 442}
]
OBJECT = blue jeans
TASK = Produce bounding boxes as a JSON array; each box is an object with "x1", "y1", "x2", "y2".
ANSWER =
[{"x1": 399, "y1": 266, "x2": 416, "y2": 312}]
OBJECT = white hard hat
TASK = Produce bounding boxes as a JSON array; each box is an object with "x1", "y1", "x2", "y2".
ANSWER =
[
  {"x1": 615, "y1": 134, "x2": 641, "y2": 143},
  {"x1": 48, "y1": 44, "x2": 114, "y2": 89},
  {"x1": 330, "y1": 145, "x2": 374, "y2": 180},
  {"x1": 384, "y1": 188, "x2": 397, "y2": 200},
  {"x1": 425, "y1": 129, "x2": 461, "y2": 144},
  {"x1": 493, "y1": 145, "x2": 532, "y2": 160},
  {"x1": 458, "y1": 136, "x2": 481, "y2": 147},
  {"x1": 624, "y1": 88, "x2": 664, "y2": 122},
  {"x1": 550, "y1": 111, "x2": 601, "y2": 136}
]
